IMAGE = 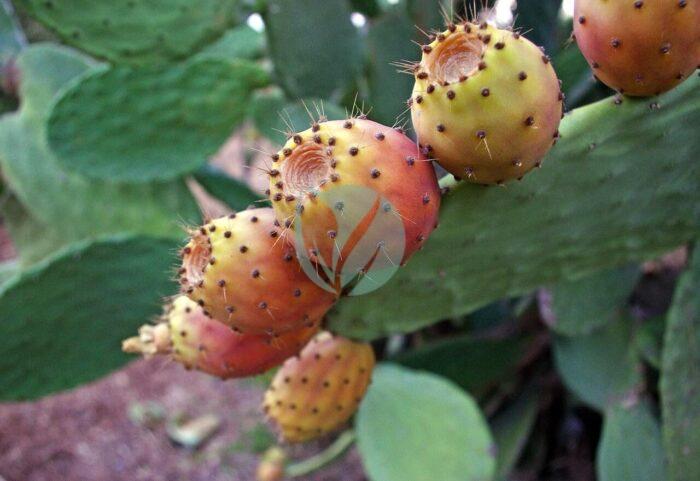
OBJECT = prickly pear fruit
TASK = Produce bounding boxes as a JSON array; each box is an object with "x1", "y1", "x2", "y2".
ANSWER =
[
  {"x1": 268, "y1": 118, "x2": 440, "y2": 272},
  {"x1": 410, "y1": 22, "x2": 563, "y2": 184},
  {"x1": 573, "y1": 0, "x2": 699, "y2": 96},
  {"x1": 256, "y1": 447, "x2": 286, "y2": 481},
  {"x1": 178, "y1": 208, "x2": 336, "y2": 335},
  {"x1": 122, "y1": 296, "x2": 320, "y2": 378},
  {"x1": 263, "y1": 331, "x2": 375, "y2": 443}
]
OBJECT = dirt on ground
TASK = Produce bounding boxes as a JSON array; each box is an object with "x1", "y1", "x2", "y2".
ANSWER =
[{"x1": 0, "y1": 358, "x2": 367, "y2": 481}]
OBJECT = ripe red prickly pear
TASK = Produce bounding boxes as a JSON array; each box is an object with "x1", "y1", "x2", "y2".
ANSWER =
[
  {"x1": 262, "y1": 331, "x2": 375, "y2": 443},
  {"x1": 573, "y1": 0, "x2": 699, "y2": 97},
  {"x1": 178, "y1": 208, "x2": 336, "y2": 335},
  {"x1": 267, "y1": 118, "x2": 440, "y2": 280},
  {"x1": 122, "y1": 296, "x2": 320, "y2": 378},
  {"x1": 410, "y1": 22, "x2": 563, "y2": 185}
]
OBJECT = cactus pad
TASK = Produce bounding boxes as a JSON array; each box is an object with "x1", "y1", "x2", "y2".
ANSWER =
[
  {"x1": 18, "y1": 0, "x2": 238, "y2": 64},
  {"x1": 47, "y1": 58, "x2": 269, "y2": 182},
  {"x1": 0, "y1": 235, "x2": 179, "y2": 400},
  {"x1": 328, "y1": 77, "x2": 700, "y2": 340}
]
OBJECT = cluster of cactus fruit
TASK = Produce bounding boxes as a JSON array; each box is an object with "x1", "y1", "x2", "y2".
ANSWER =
[{"x1": 121, "y1": 0, "x2": 699, "y2": 449}]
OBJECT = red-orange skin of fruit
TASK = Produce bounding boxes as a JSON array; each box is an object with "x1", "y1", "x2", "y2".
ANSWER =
[
  {"x1": 574, "y1": 0, "x2": 700, "y2": 96},
  {"x1": 179, "y1": 208, "x2": 336, "y2": 335},
  {"x1": 269, "y1": 119, "x2": 441, "y2": 269},
  {"x1": 163, "y1": 297, "x2": 319, "y2": 378}
]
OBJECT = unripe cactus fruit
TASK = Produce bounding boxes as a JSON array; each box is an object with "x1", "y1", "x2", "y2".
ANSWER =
[
  {"x1": 178, "y1": 208, "x2": 336, "y2": 335},
  {"x1": 268, "y1": 118, "x2": 440, "y2": 270},
  {"x1": 122, "y1": 296, "x2": 320, "y2": 378},
  {"x1": 410, "y1": 22, "x2": 563, "y2": 185},
  {"x1": 573, "y1": 0, "x2": 699, "y2": 97},
  {"x1": 263, "y1": 331, "x2": 375, "y2": 443}
]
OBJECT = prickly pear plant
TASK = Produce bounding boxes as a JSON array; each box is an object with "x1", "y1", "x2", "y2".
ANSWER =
[
  {"x1": 122, "y1": 296, "x2": 319, "y2": 379},
  {"x1": 268, "y1": 117, "x2": 441, "y2": 273},
  {"x1": 179, "y1": 208, "x2": 337, "y2": 335},
  {"x1": 410, "y1": 21, "x2": 563, "y2": 184},
  {"x1": 263, "y1": 331, "x2": 375, "y2": 443},
  {"x1": 573, "y1": 0, "x2": 700, "y2": 96},
  {"x1": 1, "y1": 1, "x2": 700, "y2": 481}
]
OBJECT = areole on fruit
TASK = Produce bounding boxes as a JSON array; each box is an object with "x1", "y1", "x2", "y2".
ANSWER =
[
  {"x1": 410, "y1": 21, "x2": 563, "y2": 185},
  {"x1": 573, "y1": 0, "x2": 699, "y2": 96}
]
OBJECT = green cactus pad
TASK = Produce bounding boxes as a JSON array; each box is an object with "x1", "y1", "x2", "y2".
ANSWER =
[
  {"x1": 366, "y1": 9, "x2": 417, "y2": 126},
  {"x1": 192, "y1": 165, "x2": 261, "y2": 212},
  {"x1": 17, "y1": 0, "x2": 238, "y2": 64},
  {"x1": 392, "y1": 334, "x2": 527, "y2": 399},
  {"x1": 1, "y1": 196, "x2": 68, "y2": 265},
  {"x1": 250, "y1": 90, "x2": 346, "y2": 144},
  {"x1": 0, "y1": 45, "x2": 199, "y2": 249},
  {"x1": 0, "y1": 0, "x2": 25, "y2": 65},
  {"x1": 553, "y1": 316, "x2": 642, "y2": 410},
  {"x1": 195, "y1": 25, "x2": 265, "y2": 61},
  {"x1": 661, "y1": 251, "x2": 700, "y2": 480},
  {"x1": 541, "y1": 266, "x2": 640, "y2": 336},
  {"x1": 0, "y1": 235, "x2": 179, "y2": 401},
  {"x1": 47, "y1": 58, "x2": 269, "y2": 182},
  {"x1": 491, "y1": 388, "x2": 540, "y2": 480},
  {"x1": 264, "y1": 0, "x2": 362, "y2": 99},
  {"x1": 597, "y1": 400, "x2": 666, "y2": 481},
  {"x1": 328, "y1": 77, "x2": 700, "y2": 340},
  {"x1": 357, "y1": 364, "x2": 496, "y2": 481}
]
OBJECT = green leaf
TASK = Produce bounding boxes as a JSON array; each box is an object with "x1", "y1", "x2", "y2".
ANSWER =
[
  {"x1": 553, "y1": 316, "x2": 642, "y2": 410},
  {"x1": 327, "y1": 77, "x2": 700, "y2": 340},
  {"x1": 540, "y1": 265, "x2": 640, "y2": 336},
  {"x1": 366, "y1": 9, "x2": 418, "y2": 126},
  {"x1": 0, "y1": 235, "x2": 179, "y2": 401},
  {"x1": 0, "y1": 0, "x2": 25, "y2": 65},
  {"x1": 357, "y1": 364, "x2": 496, "y2": 481},
  {"x1": 0, "y1": 44, "x2": 199, "y2": 253},
  {"x1": 661, "y1": 250, "x2": 700, "y2": 480},
  {"x1": 17, "y1": 0, "x2": 239, "y2": 64},
  {"x1": 264, "y1": 0, "x2": 362, "y2": 99},
  {"x1": 513, "y1": 0, "x2": 563, "y2": 55},
  {"x1": 250, "y1": 90, "x2": 346, "y2": 144},
  {"x1": 195, "y1": 25, "x2": 266, "y2": 61},
  {"x1": 193, "y1": 165, "x2": 261, "y2": 211},
  {"x1": 392, "y1": 335, "x2": 526, "y2": 399},
  {"x1": 597, "y1": 400, "x2": 666, "y2": 481},
  {"x1": 491, "y1": 389, "x2": 540, "y2": 480},
  {"x1": 47, "y1": 58, "x2": 269, "y2": 183}
]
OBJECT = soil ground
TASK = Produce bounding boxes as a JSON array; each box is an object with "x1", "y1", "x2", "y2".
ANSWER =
[{"x1": 0, "y1": 358, "x2": 367, "y2": 481}]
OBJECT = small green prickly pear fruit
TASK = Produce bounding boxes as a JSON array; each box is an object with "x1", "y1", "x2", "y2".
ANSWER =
[
  {"x1": 410, "y1": 21, "x2": 563, "y2": 185},
  {"x1": 268, "y1": 118, "x2": 440, "y2": 276},
  {"x1": 573, "y1": 0, "x2": 699, "y2": 96},
  {"x1": 262, "y1": 331, "x2": 375, "y2": 443},
  {"x1": 122, "y1": 296, "x2": 320, "y2": 379},
  {"x1": 178, "y1": 208, "x2": 336, "y2": 335}
]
